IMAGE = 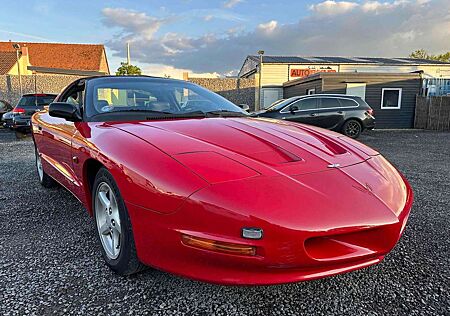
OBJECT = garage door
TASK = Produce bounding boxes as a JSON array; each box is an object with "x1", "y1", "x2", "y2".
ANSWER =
[{"x1": 262, "y1": 88, "x2": 283, "y2": 109}]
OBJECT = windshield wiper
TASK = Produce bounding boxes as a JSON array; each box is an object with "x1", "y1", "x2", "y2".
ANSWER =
[{"x1": 204, "y1": 110, "x2": 247, "y2": 117}]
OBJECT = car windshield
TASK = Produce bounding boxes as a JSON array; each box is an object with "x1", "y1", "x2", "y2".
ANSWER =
[
  {"x1": 17, "y1": 95, "x2": 55, "y2": 107},
  {"x1": 265, "y1": 98, "x2": 286, "y2": 110},
  {"x1": 266, "y1": 98, "x2": 298, "y2": 111},
  {"x1": 86, "y1": 77, "x2": 245, "y2": 120}
]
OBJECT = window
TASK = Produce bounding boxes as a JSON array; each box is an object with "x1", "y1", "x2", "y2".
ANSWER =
[
  {"x1": 338, "y1": 98, "x2": 359, "y2": 108},
  {"x1": 346, "y1": 83, "x2": 366, "y2": 100},
  {"x1": 307, "y1": 88, "x2": 315, "y2": 95},
  {"x1": 318, "y1": 98, "x2": 340, "y2": 109},
  {"x1": 299, "y1": 98, "x2": 318, "y2": 110},
  {"x1": 381, "y1": 88, "x2": 402, "y2": 109},
  {"x1": 86, "y1": 78, "x2": 242, "y2": 118},
  {"x1": 60, "y1": 81, "x2": 85, "y2": 109},
  {"x1": 17, "y1": 95, "x2": 55, "y2": 107},
  {"x1": 0, "y1": 100, "x2": 9, "y2": 111}
]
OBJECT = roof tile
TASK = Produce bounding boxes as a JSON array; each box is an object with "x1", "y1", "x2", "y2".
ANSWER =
[
  {"x1": 0, "y1": 51, "x2": 18, "y2": 74},
  {"x1": 0, "y1": 42, "x2": 106, "y2": 72}
]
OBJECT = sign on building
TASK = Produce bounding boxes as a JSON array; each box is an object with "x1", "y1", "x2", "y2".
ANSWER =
[{"x1": 289, "y1": 65, "x2": 338, "y2": 80}]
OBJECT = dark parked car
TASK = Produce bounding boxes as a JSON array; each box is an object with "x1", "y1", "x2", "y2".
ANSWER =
[
  {"x1": 12, "y1": 94, "x2": 57, "y2": 132},
  {"x1": 2, "y1": 111, "x2": 14, "y2": 129},
  {"x1": 253, "y1": 94, "x2": 375, "y2": 138},
  {"x1": 0, "y1": 100, "x2": 13, "y2": 128}
]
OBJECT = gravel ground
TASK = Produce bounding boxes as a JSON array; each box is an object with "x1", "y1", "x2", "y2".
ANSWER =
[{"x1": 0, "y1": 128, "x2": 449, "y2": 315}]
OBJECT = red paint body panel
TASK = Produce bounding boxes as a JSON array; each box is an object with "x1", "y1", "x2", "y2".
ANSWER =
[{"x1": 32, "y1": 111, "x2": 413, "y2": 285}]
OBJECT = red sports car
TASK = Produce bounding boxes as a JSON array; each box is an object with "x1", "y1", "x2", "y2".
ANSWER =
[{"x1": 31, "y1": 76, "x2": 413, "y2": 285}]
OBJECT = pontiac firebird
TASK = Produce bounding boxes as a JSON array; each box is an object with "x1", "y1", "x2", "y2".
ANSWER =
[{"x1": 31, "y1": 76, "x2": 413, "y2": 285}]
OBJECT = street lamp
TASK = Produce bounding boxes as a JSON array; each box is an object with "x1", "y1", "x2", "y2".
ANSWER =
[
  {"x1": 257, "y1": 50, "x2": 264, "y2": 111},
  {"x1": 12, "y1": 43, "x2": 23, "y2": 96}
]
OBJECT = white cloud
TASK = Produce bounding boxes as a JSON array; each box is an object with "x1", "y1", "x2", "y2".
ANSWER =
[
  {"x1": 103, "y1": 0, "x2": 450, "y2": 75},
  {"x1": 204, "y1": 15, "x2": 214, "y2": 21},
  {"x1": 258, "y1": 20, "x2": 278, "y2": 32},
  {"x1": 223, "y1": 0, "x2": 243, "y2": 9},
  {"x1": 360, "y1": 0, "x2": 408, "y2": 13},
  {"x1": 143, "y1": 64, "x2": 220, "y2": 79},
  {"x1": 309, "y1": 0, "x2": 359, "y2": 15},
  {"x1": 102, "y1": 8, "x2": 168, "y2": 40}
]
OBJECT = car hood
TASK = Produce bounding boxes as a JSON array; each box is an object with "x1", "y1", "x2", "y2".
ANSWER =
[{"x1": 109, "y1": 117, "x2": 379, "y2": 176}]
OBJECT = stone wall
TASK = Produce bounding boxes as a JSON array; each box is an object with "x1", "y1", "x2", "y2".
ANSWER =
[
  {"x1": 0, "y1": 75, "x2": 257, "y2": 111},
  {"x1": 0, "y1": 75, "x2": 83, "y2": 105},
  {"x1": 188, "y1": 78, "x2": 256, "y2": 110}
]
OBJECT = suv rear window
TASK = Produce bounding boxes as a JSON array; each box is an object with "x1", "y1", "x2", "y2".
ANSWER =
[
  {"x1": 17, "y1": 95, "x2": 55, "y2": 107},
  {"x1": 338, "y1": 98, "x2": 359, "y2": 107}
]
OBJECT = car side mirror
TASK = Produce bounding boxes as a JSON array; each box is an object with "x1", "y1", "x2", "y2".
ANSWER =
[
  {"x1": 49, "y1": 102, "x2": 82, "y2": 121},
  {"x1": 290, "y1": 104, "x2": 299, "y2": 113},
  {"x1": 238, "y1": 104, "x2": 250, "y2": 111}
]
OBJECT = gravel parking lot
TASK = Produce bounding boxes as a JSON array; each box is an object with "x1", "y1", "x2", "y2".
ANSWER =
[{"x1": 0, "y1": 128, "x2": 448, "y2": 315}]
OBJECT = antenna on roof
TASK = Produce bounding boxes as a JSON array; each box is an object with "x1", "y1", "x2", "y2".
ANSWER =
[{"x1": 127, "y1": 42, "x2": 131, "y2": 65}]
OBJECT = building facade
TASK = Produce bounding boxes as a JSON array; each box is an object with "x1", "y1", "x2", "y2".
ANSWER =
[
  {"x1": 284, "y1": 72, "x2": 422, "y2": 128},
  {"x1": 0, "y1": 42, "x2": 110, "y2": 76},
  {"x1": 239, "y1": 55, "x2": 450, "y2": 110}
]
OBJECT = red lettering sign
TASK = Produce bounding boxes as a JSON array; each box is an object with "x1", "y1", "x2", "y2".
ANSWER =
[{"x1": 290, "y1": 68, "x2": 336, "y2": 78}]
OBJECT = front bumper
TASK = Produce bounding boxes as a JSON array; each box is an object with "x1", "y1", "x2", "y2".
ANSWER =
[{"x1": 127, "y1": 167, "x2": 413, "y2": 285}]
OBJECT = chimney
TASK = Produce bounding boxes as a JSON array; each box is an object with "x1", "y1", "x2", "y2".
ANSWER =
[
  {"x1": 21, "y1": 45, "x2": 30, "y2": 74},
  {"x1": 183, "y1": 72, "x2": 189, "y2": 81}
]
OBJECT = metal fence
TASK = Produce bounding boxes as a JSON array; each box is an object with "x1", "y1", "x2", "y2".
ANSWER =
[
  {"x1": 421, "y1": 78, "x2": 450, "y2": 96},
  {"x1": 415, "y1": 96, "x2": 450, "y2": 131}
]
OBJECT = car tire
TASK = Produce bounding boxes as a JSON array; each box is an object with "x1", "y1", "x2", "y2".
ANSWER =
[
  {"x1": 342, "y1": 119, "x2": 362, "y2": 139},
  {"x1": 35, "y1": 148, "x2": 57, "y2": 188},
  {"x1": 92, "y1": 168, "x2": 146, "y2": 276}
]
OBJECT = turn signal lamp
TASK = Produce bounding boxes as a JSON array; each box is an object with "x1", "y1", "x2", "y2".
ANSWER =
[{"x1": 181, "y1": 234, "x2": 256, "y2": 256}]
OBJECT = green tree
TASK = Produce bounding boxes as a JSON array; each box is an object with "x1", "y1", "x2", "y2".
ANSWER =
[
  {"x1": 409, "y1": 49, "x2": 430, "y2": 59},
  {"x1": 116, "y1": 62, "x2": 142, "y2": 75},
  {"x1": 409, "y1": 49, "x2": 450, "y2": 62},
  {"x1": 433, "y1": 52, "x2": 450, "y2": 63}
]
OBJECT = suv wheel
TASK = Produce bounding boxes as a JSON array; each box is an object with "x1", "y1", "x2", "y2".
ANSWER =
[{"x1": 342, "y1": 119, "x2": 362, "y2": 139}]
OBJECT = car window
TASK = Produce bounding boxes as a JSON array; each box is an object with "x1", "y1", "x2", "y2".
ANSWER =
[
  {"x1": 17, "y1": 95, "x2": 55, "y2": 107},
  {"x1": 338, "y1": 98, "x2": 359, "y2": 107},
  {"x1": 60, "y1": 82, "x2": 85, "y2": 109},
  {"x1": 87, "y1": 78, "x2": 243, "y2": 118},
  {"x1": 298, "y1": 98, "x2": 317, "y2": 110},
  {"x1": 318, "y1": 98, "x2": 340, "y2": 109}
]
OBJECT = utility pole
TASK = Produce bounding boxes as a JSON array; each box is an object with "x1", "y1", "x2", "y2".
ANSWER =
[
  {"x1": 12, "y1": 43, "x2": 23, "y2": 96},
  {"x1": 127, "y1": 42, "x2": 131, "y2": 65},
  {"x1": 256, "y1": 50, "x2": 264, "y2": 111}
]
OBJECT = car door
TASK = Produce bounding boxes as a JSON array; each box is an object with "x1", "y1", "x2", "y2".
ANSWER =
[
  {"x1": 280, "y1": 98, "x2": 319, "y2": 126},
  {"x1": 37, "y1": 83, "x2": 84, "y2": 190},
  {"x1": 314, "y1": 97, "x2": 346, "y2": 129}
]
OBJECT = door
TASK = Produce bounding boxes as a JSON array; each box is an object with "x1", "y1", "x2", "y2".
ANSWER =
[
  {"x1": 262, "y1": 88, "x2": 282, "y2": 109},
  {"x1": 314, "y1": 97, "x2": 346, "y2": 129},
  {"x1": 37, "y1": 83, "x2": 84, "y2": 189},
  {"x1": 281, "y1": 98, "x2": 319, "y2": 126}
]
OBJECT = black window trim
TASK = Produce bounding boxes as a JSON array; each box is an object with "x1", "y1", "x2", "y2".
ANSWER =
[{"x1": 280, "y1": 96, "x2": 359, "y2": 113}]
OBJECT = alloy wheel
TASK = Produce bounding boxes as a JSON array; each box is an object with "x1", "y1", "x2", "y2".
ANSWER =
[
  {"x1": 36, "y1": 151, "x2": 44, "y2": 182},
  {"x1": 345, "y1": 121, "x2": 361, "y2": 138},
  {"x1": 95, "y1": 182, "x2": 122, "y2": 260}
]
